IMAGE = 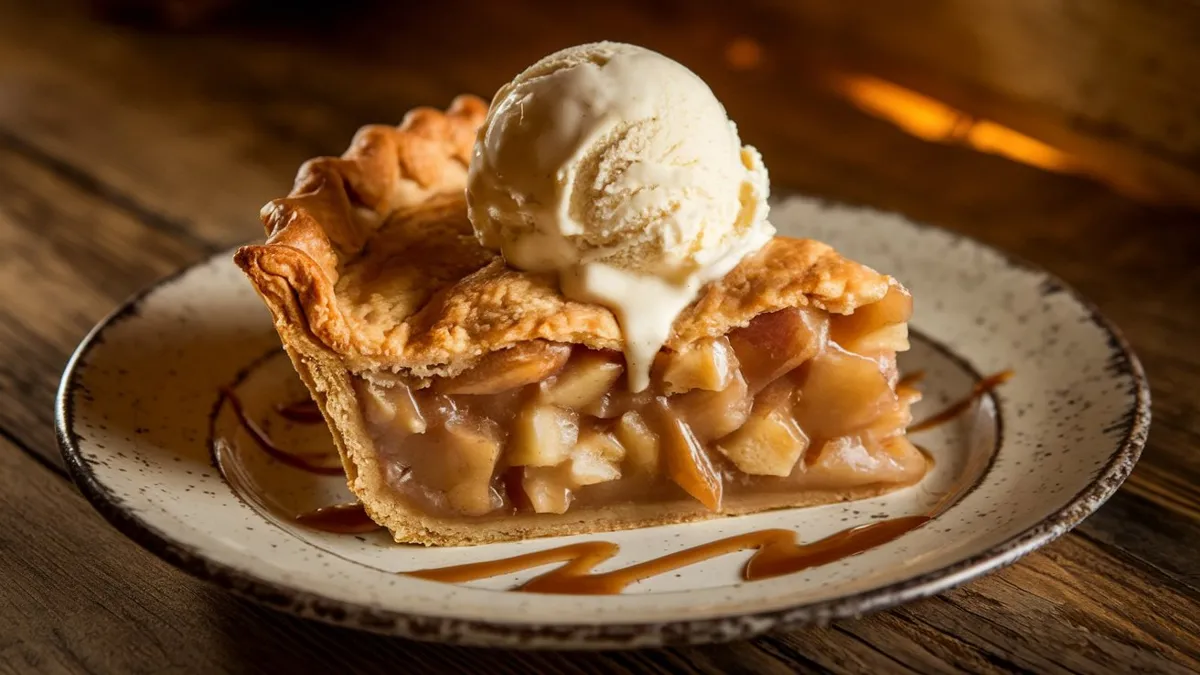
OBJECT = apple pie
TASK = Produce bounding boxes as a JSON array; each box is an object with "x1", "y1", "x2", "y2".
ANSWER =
[{"x1": 235, "y1": 95, "x2": 926, "y2": 546}]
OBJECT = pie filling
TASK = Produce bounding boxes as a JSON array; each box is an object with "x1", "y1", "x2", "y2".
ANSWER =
[{"x1": 353, "y1": 287, "x2": 924, "y2": 519}]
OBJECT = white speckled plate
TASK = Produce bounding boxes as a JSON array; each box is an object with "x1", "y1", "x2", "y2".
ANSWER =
[{"x1": 56, "y1": 197, "x2": 1149, "y2": 649}]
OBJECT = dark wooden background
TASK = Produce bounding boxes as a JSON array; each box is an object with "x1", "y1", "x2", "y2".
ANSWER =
[{"x1": 1, "y1": 1, "x2": 1197, "y2": 673}]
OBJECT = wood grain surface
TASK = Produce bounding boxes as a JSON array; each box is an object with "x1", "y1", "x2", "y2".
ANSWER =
[{"x1": 0, "y1": 1, "x2": 1197, "y2": 673}]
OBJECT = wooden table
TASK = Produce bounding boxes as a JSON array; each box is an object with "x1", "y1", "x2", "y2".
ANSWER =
[{"x1": 2, "y1": 2, "x2": 1197, "y2": 673}]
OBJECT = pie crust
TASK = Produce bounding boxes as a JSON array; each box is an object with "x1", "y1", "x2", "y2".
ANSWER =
[{"x1": 235, "y1": 95, "x2": 925, "y2": 546}]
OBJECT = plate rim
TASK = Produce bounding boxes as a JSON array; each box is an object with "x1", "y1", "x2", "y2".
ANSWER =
[{"x1": 54, "y1": 212, "x2": 1151, "y2": 649}]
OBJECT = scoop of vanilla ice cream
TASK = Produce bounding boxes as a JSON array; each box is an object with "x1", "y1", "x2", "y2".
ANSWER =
[
  {"x1": 466, "y1": 42, "x2": 774, "y2": 390},
  {"x1": 468, "y1": 41, "x2": 771, "y2": 274}
]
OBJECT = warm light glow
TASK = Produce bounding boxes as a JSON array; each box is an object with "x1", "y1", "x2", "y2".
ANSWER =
[
  {"x1": 836, "y1": 77, "x2": 962, "y2": 142},
  {"x1": 832, "y1": 75, "x2": 1076, "y2": 173},
  {"x1": 725, "y1": 37, "x2": 763, "y2": 71},
  {"x1": 967, "y1": 121, "x2": 1074, "y2": 172}
]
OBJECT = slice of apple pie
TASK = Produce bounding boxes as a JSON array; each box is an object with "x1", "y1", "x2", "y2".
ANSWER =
[{"x1": 235, "y1": 94, "x2": 926, "y2": 546}]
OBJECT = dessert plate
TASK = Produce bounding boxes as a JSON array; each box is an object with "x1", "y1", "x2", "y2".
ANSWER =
[{"x1": 56, "y1": 197, "x2": 1148, "y2": 648}]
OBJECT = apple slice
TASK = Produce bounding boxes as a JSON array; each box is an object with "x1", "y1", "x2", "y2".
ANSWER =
[
  {"x1": 651, "y1": 397, "x2": 722, "y2": 511},
  {"x1": 728, "y1": 307, "x2": 828, "y2": 392},
  {"x1": 358, "y1": 381, "x2": 427, "y2": 434},
  {"x1": 508, "y1": 402, "x2": 578, "y2": 467},
  {"x1": 656, "y1": 336, "x2": 739, "y2": 394},
  {"x1": 716, "y1": 384, "x2": 809, "y2": 477},
  {"x1": 568, "y1": 427, "x2": 624, "y2": 486},
  {"x1": 614, "y1": 411, "x2": 661, "y2": 476},
  {"x1": 436, "y1": 341, "x2": 571, "y2": 395},
  {"x1": 437, "y1": 416, "x2": 503, "y2": 516},
  {"x1": 793, "y1": 346, "x2": 899, "y2": 440},
  {"x1": 805, "y1": 436, "x2": 873, "y2": 487},
  {"x1": 830, "y1": 286, "x2": 912, "y2": 350},
  {"x1": 520, "y1": 466, "x2": 574, "y2": 514},
  {"x1": 806, "y1": 435, "x2": 924, "y2": 488},
  {"x1": 881, "y1": 436, "x2": 929, "y2": 481},
  {"x1": 866, "y1": 394, "x2": 914, "y2": 441},
  {"x1": 517, "y1": 426, "x2": 623, "y2": 512},
  {"x1": 671, "y1": 370, "x2": 751, "y2": 442},
  {"x1": 841, "y1": 323, "x2": 910, "y2": 355},
  {"x1": 539, "y1": 350, "x2": 624, "y2": 409}
]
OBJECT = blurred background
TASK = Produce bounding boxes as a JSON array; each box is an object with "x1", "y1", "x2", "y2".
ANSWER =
[
  {"x1": 3, "y1": 2, "x2": 1199, "y2": 670},
  {"x1": 73, "y1": 0, "x2": 1200, "y2": 205},
  {"x1": 30, "y1": 0, "x2": 1200, "y2": 210}
]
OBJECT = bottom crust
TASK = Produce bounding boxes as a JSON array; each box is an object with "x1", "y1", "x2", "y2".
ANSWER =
[{"x1": 373, "y1": 483, "x2": 912, "y2": 547}]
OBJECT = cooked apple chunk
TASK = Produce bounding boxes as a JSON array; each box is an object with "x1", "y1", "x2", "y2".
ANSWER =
[
  {"x1": 865, "y1": 392, "x2": 915, "y2": 441},
  {"x1": 805, "y1": 435, "x2": 924, "y2": 488},
  {"x1": 433, "y1": 416, "x2": 503, "y2": 516},
  {"x1": 508, "y1": 402, "x2": 578, "y2": 467},
  {"x1": 358, "y1": 381, "x2": 426, "y2": 434},
  {"x1": 717, "y1": 410, "x2": 808, "y2": 476},
  {"x1": 652, "y1": 398, "x2": 722, "y2": 511},
  {"x1": 671, "y1": 370, "x2": 751, "y2": 442},
  {"x1": 568, "y1": 427, "x2": 624, "y2": 486},
  {"x1": 539, "y1": 350, "x2": 624, "y2": 409},
  {"x1": 436, "y1": 341, "x2": 571, "y2": 395},
  {"x1": 829, "y1": 286, "x2": 912, "y2": 349},
  {"x1": 656, "y1": 336, "x2": 738, "y2": 394},
  {"x1": 520, "y1": 467, "x2": 573, "y2": 514},
  {"x1": 840, "y1": 323, "x2": 910, "y2": 355},
  {"x1": 614, "y1": 411, "x2": 661, "y2": 476},
  {"x1": 793, "y1": 346, "x2": 900, "y2": 440},
  {"x1": 728, "y1": 308, "x2": 828, "y2": 392},
  {"x1": 716, "y1": 383, "x2": 809, "y2": 476}
]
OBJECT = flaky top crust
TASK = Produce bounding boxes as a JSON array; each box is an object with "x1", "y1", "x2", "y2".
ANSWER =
[{"x1": 235, "y1": 96, "x2": 895, "y2": 377}]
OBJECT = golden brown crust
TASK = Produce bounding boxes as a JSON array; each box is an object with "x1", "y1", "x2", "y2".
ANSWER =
[
  {"x1": 237, "y1": 95, "x2": 489, "y2": 363},
  {"x1": 235, "y1": 97, "x2": 913, "y2": 546},
  {"x1": 235, "y1": 95, "x2": 894, "y2": 376}
]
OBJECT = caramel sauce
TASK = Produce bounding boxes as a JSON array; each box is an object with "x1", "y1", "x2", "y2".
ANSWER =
[
  {"x1": 294, "y1": 502, "x2": 382, "y2": 534},
  {"x1": 897, "y1": 370, "x2": 926, "y2": 388},
  {"x1": 406, "y1": 515, "x2": 929, "y2": 594},
  {"x1": 221, "y1": 388, "x2": 344, "y2": 476},
  {"x1": 908, "y1": 370, "x2": 1012, "y2": 433},
  {"x1": 275, "y1": 399, "x2": 324, "y2": 424}
]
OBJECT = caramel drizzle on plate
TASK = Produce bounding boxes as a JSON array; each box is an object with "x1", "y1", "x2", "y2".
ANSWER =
[
  {"x1": 908, "y1": 370, "x2": 1013, "y2": 432},
  {"x1": 294, "y1": 502, "x2": 381, "y2": 534},
  {"x1": 220, "y1": 388, "x2": 343, "y2": 476},
  {"x1": 275, "y1": 399, "x2": 324, "y2": 424},
  {"x1": 406, "y1": 516, "x2": 930, "y2": 594}
]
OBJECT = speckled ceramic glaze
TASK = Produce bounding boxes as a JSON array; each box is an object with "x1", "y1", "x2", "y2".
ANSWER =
[{"x1": 56, "y1": 197, "x2": 1149, "y2": 649}]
